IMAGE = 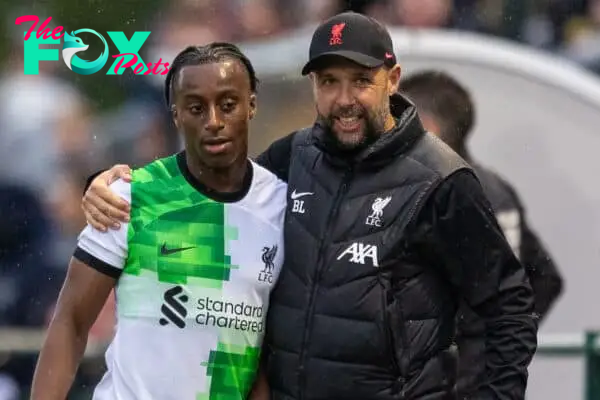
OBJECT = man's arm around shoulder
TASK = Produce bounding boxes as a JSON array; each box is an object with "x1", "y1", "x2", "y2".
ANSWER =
[{"x1": 409, "y1": 169, "x2": 538, "y2": 399}]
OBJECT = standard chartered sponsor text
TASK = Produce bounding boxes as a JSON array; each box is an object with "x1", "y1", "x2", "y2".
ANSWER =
[{"x1": 195, "y1": 297, "x2": 264, "y2": 333}]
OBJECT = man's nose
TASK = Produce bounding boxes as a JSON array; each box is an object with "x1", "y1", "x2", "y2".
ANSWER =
[
  {"x1": 205, "y1": 106, "x2": 224, "y2": 133},
  {"x1": 335, "y1": 82, "x2": 355, "y2": 107}
]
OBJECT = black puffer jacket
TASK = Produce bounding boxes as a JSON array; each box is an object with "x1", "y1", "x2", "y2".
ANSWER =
[{"x1": 257, "y1": 95, "x2": 537, "y2": 400}]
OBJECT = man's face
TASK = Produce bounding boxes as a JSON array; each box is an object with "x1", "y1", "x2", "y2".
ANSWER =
[
  {"x1": 311, "y1": 58, "x2": 400, "y2": 150},
  {"x1": 172, "y1": 60, "x2": 256, "y2": 169}
]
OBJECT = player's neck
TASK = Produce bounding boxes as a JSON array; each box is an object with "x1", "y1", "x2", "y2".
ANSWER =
[{"x1": 186, "y1": 153, "x2": 249, "y2": 194}]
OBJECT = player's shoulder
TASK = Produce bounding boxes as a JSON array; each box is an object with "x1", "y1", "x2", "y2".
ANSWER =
[
  {"x1": 250, "y1": 160, "x2": 288, "y2": 198},
  {"x1": 128, "y1": 153, "x2": 189, "y2": 203},
  {"x1": 109, "y1": 178, "x2": 132, "y2": 203},
  {"x1": 131, "y1": 153, "x2": 181, "y2": 183},
  {"x1": 77, "y1": 178, "x2": 130, "y2": 272},
  {"x1": 241, "y1": 160, "x2": 287, "y2": 229}
]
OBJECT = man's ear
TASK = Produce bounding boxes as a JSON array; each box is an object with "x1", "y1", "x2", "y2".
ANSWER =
[
  {"x1": 171, "y1": 106, "x2": 180, "y2": 129},
  {"x1": 249, "y1": 93, "x2": 257, "y2": 120},
  {"x1": 309, "y1": 72, "x2": 319, "y2": 99},
  {"x1": 388, "y1": 64, "x2": 402, "y2": 95}
]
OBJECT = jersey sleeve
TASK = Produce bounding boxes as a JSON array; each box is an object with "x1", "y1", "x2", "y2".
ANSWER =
[{"x1": 73, "y1": 179, "x2": 131, "y2": 278}]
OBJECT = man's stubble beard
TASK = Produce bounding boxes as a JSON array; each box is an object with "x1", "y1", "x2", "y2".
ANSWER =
[{"x1": 317, "y1": 106, "x2": 387, "y2": 153}]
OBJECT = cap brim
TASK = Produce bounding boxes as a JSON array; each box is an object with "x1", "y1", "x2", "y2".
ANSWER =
[{"x1": 301, "y1": 51, "x2": 384, "y2": 75}]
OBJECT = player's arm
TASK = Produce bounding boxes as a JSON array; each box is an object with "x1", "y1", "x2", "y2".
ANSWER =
[
  {"x1": 247, "y1": 340, "x2": 271, "y2": 399},
  {"x1": 247, "y1": 367, "x2": 269, "y2": 400},
  {"x1": 32, "y1": 179, "x2": 130, "y2": 400},
  {"x1": 30, "y1": 258, "x2": 116, "y2": 400},
  {"x1": 82, "y1": 164, "x2": 132, "y2": 231},
  {"x1": 409, "y1": 170, "x2": 537, "y2": 399}
]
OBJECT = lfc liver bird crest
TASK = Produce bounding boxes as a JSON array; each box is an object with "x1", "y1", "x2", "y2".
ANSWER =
[
  {"x1": 261, "y1": 245, "x2": 278, "y2": 273},
  {"x1": 329, "y1": 22, "x2": 346, "y2": 45}
]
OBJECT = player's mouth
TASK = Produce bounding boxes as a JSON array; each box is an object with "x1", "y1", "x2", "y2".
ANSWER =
[
  {"x1": 202, "y1": 137, "x2": 232, "y2": 155},
  {"x1": 333, "y1": 115, "x2": 363, "y2": 133}
]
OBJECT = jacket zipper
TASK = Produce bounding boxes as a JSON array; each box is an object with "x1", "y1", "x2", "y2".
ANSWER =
[
  {"x1": 380, "y1": 279, "x2": 409, "y2": 398},
  {"x1": 395, "y1": 298, "x2": 409, "y2": 398},
  {"x1": 381, "y1": 288, "x2": 402, "y2": 376},
  {"x1": 297, "y1": 169, "x2": 353, "y2": 400}
]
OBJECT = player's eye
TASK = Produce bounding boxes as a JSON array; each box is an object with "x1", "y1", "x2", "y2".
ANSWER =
[
  {"x1": 221, "y1": 100, "x2": 237, "y2": 113},
  {"x1": 189, "y1": 104, "x2": 203, "y2": 114}
]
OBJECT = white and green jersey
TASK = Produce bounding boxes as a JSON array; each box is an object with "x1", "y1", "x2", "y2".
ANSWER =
[{"x1": 74, "y1": 152, "x2": 286, "y2": 400}]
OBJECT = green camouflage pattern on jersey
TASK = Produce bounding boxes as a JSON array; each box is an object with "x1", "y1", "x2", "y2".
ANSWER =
[
  {"x1": 121, "y1": 153, "x2": 263, "y2": 399},
  {"x1": 197, "y1": 343, "x2": 261, "y2": 400},
  {"x1": 125, "y1": 154, "x2": 239, "y2": 287}
]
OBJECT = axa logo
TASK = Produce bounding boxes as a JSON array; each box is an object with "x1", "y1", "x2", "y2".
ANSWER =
[
  {"x1": 337, "y1": 242, "x2": 379, "y2": 267},
  {"x1": 258, "y1": 245, "x2": 278, "y2": 284},
  {"x1": 159, "y1": 286, "x2": 189, "y2": 329},
  {"x1": 290, "y1": 189, "x2": 313, "y2": 214},
  {"x1": 15, "y1": 15, "x2": 169, "y2": 76},
  {"x1": 365, "y1": 196, "x2": 392, "y2": 227}
]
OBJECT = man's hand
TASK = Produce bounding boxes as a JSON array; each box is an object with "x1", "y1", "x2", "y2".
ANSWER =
[{"x1": 82, "y1": 165, "x2": 132, "y2": 231}]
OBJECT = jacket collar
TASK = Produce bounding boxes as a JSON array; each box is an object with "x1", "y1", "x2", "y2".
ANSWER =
[{"x1": 311, "y1": 94, "x2": 426, "y2": 170}]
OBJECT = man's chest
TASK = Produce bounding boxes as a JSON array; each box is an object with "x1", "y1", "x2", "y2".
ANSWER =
[{"x1": 284, "y1": 174, "x2": 430, "y2": 279}]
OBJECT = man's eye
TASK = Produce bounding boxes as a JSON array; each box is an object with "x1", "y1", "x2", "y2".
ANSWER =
[
  {"x1": 356, "y1": 77, "x2": 371, "y2": 85},
  {"x1": 321, "y1": 78, "x2": 334, "y2": 86}
]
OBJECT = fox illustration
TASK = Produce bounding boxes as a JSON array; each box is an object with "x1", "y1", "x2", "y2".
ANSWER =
[
  {"x1": 61, "y1": 29, "x2": 109, "y2": 75},
  {"x1": 62, "y1": 31, "x2": 89, "y2": 71}
]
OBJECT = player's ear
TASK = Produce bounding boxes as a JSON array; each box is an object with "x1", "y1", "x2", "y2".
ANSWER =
[
  {"x1": 249, "y1": 93, "x2": 257, "y2": 120},
  {"x1": 171, "y1": 105, "x2": 180, "y2": 129}
]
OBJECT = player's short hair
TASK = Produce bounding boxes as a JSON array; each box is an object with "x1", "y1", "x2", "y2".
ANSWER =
[
  {"x1": 164, "y1": 42, "x2": 259, "y2": 106},
  {"x1": 400, "y1": 70, "x2": 475, "y2": 148}
]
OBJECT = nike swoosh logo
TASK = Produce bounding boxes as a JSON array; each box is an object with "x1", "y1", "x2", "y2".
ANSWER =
[
  {"x1": 160, "y1": 244, "x2": 195, "y2": 256},
  {"x1": 291, "y1": 189, "x2": 314, "y2": 200}
]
